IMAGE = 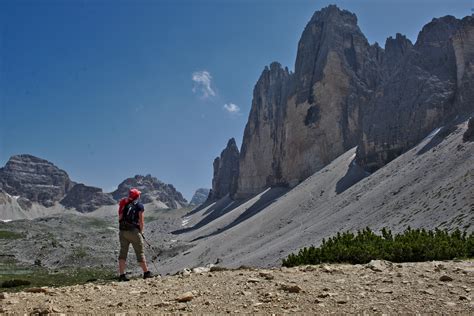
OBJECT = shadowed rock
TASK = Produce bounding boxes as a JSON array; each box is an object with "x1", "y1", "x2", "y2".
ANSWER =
[
  {"x1": 60, "y1": 184, "x2": 116, "y2": 213},
  {"x1": 208, "y1": 139, "x2": 240, "y2": 201}
]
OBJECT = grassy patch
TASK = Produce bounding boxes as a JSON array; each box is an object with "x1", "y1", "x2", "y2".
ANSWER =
[
  {"x1": 0, "y1": 267, "x2": 116, "y2": 292},
  {"x1": 283, "y1": 227, "x2": 474, "y2": 267},
  {"x1": 84, "y1": 217, "x2": 110, "y2": 229},
  {"x1": 0, "y1": 230, "x2": 24, "y2": 240}
]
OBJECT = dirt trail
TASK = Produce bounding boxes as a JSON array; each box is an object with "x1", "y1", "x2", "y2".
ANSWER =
[{"x1": 1, "y1": 260, "x2": 473, "y2": 314}]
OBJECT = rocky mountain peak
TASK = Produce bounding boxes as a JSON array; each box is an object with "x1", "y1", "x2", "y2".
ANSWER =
[
  {"x1": 384, "y1": 33, "x2": 413, "y2": 56},
  {"x1": 111, "y1": 174, "x2": 187, "y2": 209},
  {"x1": 208, "y1": 138, "x2": 240, "y2": 201},
  {"x1": 233, "y1": 7, "x2": 473, "y2": 198},
  {"x1": 416, "y1": 15, "x2": 461, "y2": 47},
  {"x1": 0, "y1": 154, "x2": 74, "y2": 207},
  {"x1": 310, "y1": 4, "x2": 357, "y2": 26},
  {"x1": 189, "y1": 188, "x2": 210, "y2": 206}
]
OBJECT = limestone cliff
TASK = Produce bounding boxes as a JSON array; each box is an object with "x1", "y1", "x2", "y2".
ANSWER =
[
  {"x1": 208, "y1": 138, "x2": 240, "y2": 200},
  {"x1": 234, "y1": 6, "x2": 474, "y2": 198},
  {"x1": 235, "y1": 5, "x2": 380, "y2": 198},
  {"x1": 356, "y1": 15, "x2": 474, "y2": 170}
]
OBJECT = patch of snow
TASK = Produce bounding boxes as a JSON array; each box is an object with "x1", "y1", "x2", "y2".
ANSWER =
[
  {"x1": 424, "y1": 127, "x2": 443, "y2": 141},
  {"x1": 221, "y1": 201, "x2": 235, "y2": 212},
  {"x1": 181, "y1": 216, "x2": 190, "y2": 227},
  {"x1": 0, "y1": 219, "x2": 12, "y2": 223}
]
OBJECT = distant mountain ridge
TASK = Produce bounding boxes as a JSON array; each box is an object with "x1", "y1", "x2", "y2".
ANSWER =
[
  {"x1": 190, "y1": 188, "x2": 210, "y2": 206},
  {"x1": 0, "y1": 154, "x2": 188, "y2": 218},
  {"x1": 111, "y1": 174, "x2": 187, "y2": 209}
]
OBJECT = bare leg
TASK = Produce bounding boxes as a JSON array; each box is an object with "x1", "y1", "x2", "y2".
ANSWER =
[
  {"x1": 139, "y1": 260, "x2": 149, "y2": 273},
  {"x1": 119, "y1": 259, "x2": 126, "y2": 275}
]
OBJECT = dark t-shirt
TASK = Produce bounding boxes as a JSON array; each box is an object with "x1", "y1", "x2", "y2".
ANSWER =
[{"x1": 119, "y1": 198, "x2": 144, "y2": 229}]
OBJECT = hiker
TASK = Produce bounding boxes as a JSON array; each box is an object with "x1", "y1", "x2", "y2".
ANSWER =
[{"x1": 117, "y1": 188, "x2": 152, "y2": 281}]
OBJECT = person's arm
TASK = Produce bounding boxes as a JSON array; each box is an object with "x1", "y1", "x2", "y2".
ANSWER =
[
  {"x1": 139, "y1": 211, "x2": 145, "y2": 233},
  {"x1": 118, "y1": 199, "x2": 124, "y2": 221}
]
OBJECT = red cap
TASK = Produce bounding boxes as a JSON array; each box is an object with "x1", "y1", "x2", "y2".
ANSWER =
[{"x1": 128, "y1": 188, "x2": 141, "y2": 200}]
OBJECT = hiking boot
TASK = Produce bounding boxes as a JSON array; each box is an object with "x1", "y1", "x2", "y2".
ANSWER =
[
  {"x1": 143, "y1": 271, "x2": 153, "y2": 279},
  {"x1": 118, "y1": 274, "x2": 129, "y2": 282}
]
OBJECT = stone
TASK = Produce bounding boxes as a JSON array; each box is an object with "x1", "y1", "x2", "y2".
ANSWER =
[
  {"x1": 0, "y1": 293, "x2": 8, "y2": 299},
  {"x1": 366, "y1": 260, "x2": 393, "y2": 272},
  {"x1": 280, "y1": 284, "x2": 302, "y2": 293},
  {"x1": 192, "y1": 267, "x2": 210, "y2": 274},
  {"x1": 25, "y1": 287, "x2": 48, "y2": 293},
  {"x1": 421, "y1": 289, "x2": 435, "y2": 295},
  {"x1": 259, "y1": 271, "x2": 275, "y2": 280},
  {"x1": 439, "y1": 275, "x2": 454, "y2": 282},
  {"x1": 459, "y1": 295, "x2": 471, "y2": 301},
  {"x1": 247, "y1": 278, "x2": 260, "y2": 283},
  {"x1": 379, "y1": 288, "x2": 393, "y2": 294},
  {"x1": 176, "y1": 292, "x2": 194, "y2": 302}
]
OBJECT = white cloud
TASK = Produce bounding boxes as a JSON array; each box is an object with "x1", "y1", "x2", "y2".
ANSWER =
[
  {"x1": 223, "y1": 103, "x2": 240, "y2": 114},
  {"x1": 192, "y1": 70, "x2": 216, "y2": 98}
]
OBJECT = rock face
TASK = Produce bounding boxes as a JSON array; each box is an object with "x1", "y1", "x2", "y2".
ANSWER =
[
  {"x1": 356, "y1": 15, "x2": 474, "y2": 171},
  {"x1": 190, "y1": 188, "x2": 210, "y2": 206},
  {"x1": 60, "y1": 184, "x2": 116, "y2": 213},
  {"x1": 111, "y1": 175, "x2": 187, "y2": 209},
  {"x1": 208, "y1": 139, "x2": 240, "y2": 200},
  {"x1": 234, "y1": 6, "x2": 474, "y2": 197},
  {"x1": 0, "y1": 155, "x2": 74, "y2": 207},
  {"x1": 464, "y1": 117, "x2": 474, "y2": 142},
  {"x1": 235, "y1": 5, "x2": 380, "y2": 198}
]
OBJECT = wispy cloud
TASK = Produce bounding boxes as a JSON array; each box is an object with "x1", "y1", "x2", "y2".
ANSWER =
[
  {"x1": 192, "y1": 70, "x2": 216, "y2": 98},
  {"x1": 223, "y1": 103, "x2": 240, "y2": 114}
]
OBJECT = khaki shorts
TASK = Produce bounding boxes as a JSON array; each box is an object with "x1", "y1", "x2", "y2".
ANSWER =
[{"x1": 118, "y1": 229, "x2": 145, "y2": 263}]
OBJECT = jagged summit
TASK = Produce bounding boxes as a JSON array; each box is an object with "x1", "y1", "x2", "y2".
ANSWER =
[
  {"x1": 111, "y1": 174, "x2": 187, "y2": 209},
  {"x1": 208, "y1": 138, "x2": 240, "y2": 201},
  {"x1": 231, "y1": 6, "x2": 474, "y2": 197}
]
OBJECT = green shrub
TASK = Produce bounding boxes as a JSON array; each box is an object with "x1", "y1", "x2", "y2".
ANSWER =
[
  {"x1": 0, "y1": 230, "x2": 24, "y2": 239},
  {"x1": 1, "y1": 279, "x2": 31, "y2": 288},
  {"x1": 282, "y1": 227, "x2": 474, "y2": 267}
]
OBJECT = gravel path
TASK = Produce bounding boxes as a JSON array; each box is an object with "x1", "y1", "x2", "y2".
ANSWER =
[{"x1": 1, "y1": 260, "x2": 473, "y2": 314}]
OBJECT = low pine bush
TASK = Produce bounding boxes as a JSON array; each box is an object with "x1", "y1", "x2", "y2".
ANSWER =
[{"x1": 282, "y1": 227, "x2": 474, "y2": 267}]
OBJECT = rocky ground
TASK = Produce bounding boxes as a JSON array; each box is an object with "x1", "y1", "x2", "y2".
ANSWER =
[{"x1": 1, "y1": 260, "x2": 473, "y2": 314}]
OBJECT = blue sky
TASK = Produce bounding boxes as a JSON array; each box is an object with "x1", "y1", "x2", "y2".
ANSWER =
[{"x1": 0, "y1": 0, "x2": 472, "y2": 200}]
